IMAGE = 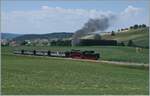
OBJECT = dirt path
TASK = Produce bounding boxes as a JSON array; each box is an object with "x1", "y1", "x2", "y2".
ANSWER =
[
  {"x1": 15, "y1": 54, "x2": 149, "y2": 68},
  {"x1": 65, "y1": 58, "x2": 149, "y2": 68},
  {"x1": 37, "y1": 56, "x2": 149, "y2": 68}
]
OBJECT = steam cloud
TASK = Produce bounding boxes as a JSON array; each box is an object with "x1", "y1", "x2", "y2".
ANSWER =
[{"x1": 72, "y1": 14, "x2": 116, "y2": 46}]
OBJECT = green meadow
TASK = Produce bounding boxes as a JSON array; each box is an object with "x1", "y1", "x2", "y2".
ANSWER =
[{"x1": 1, "y1": 46, "x2": 149, "y2": 95}]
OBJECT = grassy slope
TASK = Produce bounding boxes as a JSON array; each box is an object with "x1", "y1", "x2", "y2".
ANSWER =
[
  {"x1": 82, "y1": 28, "x2": 149, "y2": 47},
  {"x1": 102, "y1": 28, "x2": 149, "y2": 47},
  {"x1": 2, "y1": 51, "x2": 149, "y2": 95},
  {"x1": 3, "y1": 45, "x2": 149, "y2": 64}
]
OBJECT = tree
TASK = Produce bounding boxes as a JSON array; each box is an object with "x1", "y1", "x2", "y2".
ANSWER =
[
  {"x1": 139, "y1": 24, "x2": 142, "y2": 28},
  {"x1": 94, "y1": 34, "x2": 101, "y2": 40},
  {"x1": 133, "y1": 24, "x2": 138, "y2": 29},
  {"x1": 141, "y1": 24, "x2": 146, "y2": 28},
  {"x1": 118, "y1": 41, "x2": 125, "y2": 46},
  {"x1": 127, "y1": 40, "x2": 134, "y2": 46},
  {"x1": 117, "y1": 29, "x2": 120, "y2": 32},
  {"x1": 120, "y1": 41, "x2": 125, "y2": 46},
  {"x1": 93, "y1": 34, "x2": 101, "y2": 40},
  {"x1": 121, "y1": 29, "x2": 124, "y2": 31},
  {"x1": 21, "y1": 41, "x2": 27, "y2": 45},
  {"x1": 111, "y1": 31, "x2": 115, "y2": 36},
  {"x1": 130, "y1": 26, "x2": 133, "y2": 29},
  {"x1": 50, "y1": 40, "x2": 57, "y2": 46}
]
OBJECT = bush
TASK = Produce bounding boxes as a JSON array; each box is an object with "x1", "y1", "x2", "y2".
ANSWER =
[
  {"x1": 118, "y1": 41, "x2": 125, "y2": 46},
  {"x1": 141, "y1": 24, "x2": 146, "y2": 28},
  {"x1": 127, "y1": 40, "x2": 134, "y2": 46},
  {"x1": 94, "y1": 34, "x2": 101, "y2": 40},
  {"x1": 111, "y1": 31, "x2": 115, "y2": 36},
  {"x1": 130, "y1": 26, "x2": 133, "y2": 29},
  {"x1": 50, "y1": 40, "x2": 71, "y2": 46},
  {"x1": 133, "y1": 24, "x2": 139, "y2": 29},
  {"x1": 120, "y1": 42, "x2": 125, "y2": 46}
]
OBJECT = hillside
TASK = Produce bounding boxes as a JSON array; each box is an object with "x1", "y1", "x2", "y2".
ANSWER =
[
  {"x1": 1, "y1": 33, "x2": 22, "y2": 40},
  {"x1": 82, "y1": 28, "x2": 149, "y2": 48},
  {"x1": 102, "y1": 28, "x2": 149, "y2": 48},
  {"x1": 13, "y1": 32, "x2": 73, "y2": 42}
]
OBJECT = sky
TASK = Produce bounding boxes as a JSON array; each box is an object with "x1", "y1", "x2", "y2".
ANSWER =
[{"x1": 1, "y1": 0, "x2": 149, "y2": 34}]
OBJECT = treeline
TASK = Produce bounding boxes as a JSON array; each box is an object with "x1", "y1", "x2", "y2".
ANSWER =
[
  {"x1": 51, "y1": 40, "x2": 71, "y2": 46},
  {"x1": 13, "y1": 32, "x2": 73, "y2": 42},
  {"x1": 117, "y1": 24, "x2": 147, "y2": 32},
  {"x1": 130, "y1": 24, "x2": 147, "y2": 29}
]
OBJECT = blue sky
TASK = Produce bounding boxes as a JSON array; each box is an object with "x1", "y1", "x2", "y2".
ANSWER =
[{"x1": 1, "y1": 0, "x2": 149, "y2": 34}]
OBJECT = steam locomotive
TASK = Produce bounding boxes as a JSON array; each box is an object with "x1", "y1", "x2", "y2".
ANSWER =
[{"x1": 13, "y1": 49, "x2": 100, "y2": 60}]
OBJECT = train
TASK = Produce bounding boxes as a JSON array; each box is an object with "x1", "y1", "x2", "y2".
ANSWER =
[{"x1": 13, "y1": 49, "x2": 100, "y2": 60}]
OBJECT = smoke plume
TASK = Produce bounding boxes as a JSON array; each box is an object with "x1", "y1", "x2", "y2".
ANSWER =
[{"x1": 72, "y1": 15, "x2": 116, "y2": 46}]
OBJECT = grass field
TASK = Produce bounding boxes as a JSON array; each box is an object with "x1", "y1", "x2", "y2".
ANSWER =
[{"x1": 1, "y1": 46, "x2": 149, "y2": 95}]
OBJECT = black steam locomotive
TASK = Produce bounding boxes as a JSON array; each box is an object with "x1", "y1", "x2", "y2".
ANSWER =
[{"x1": 14, "y1": 50, "x2": 100, "y2": 60}]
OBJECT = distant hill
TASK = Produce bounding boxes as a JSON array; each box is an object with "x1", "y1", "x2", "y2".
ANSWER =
[
  {"x1": 13, "y1": 32, "x2": 73, "y2": 42},
  {"x1": 1, "y1": 33, "x2": 22, "y2": 40}
]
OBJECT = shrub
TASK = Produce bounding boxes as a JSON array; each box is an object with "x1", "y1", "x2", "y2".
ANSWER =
[
  {"x1": 111, "y1": 31, "x2": 115, "y2": 36},
  {"x1": 118, "y1": 41, "x2": 125, "y2": 46},
  {"x1": 127, "y1": 40, "x2": 134, "y2": 46},
  {"x1": 94, "y1": 34, "x2": 101, "y2": 40}
]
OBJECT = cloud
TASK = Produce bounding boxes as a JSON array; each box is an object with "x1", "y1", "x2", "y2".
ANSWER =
[
  {"x1": 41, "y1": 5, "x2": 49, "y2": 10},
  {"x1": 40, "y1": 6, "x2": 115, "y2": 19},
  {"x1": 1, "y1": 5, "x2": 142, "y2": 34},
  {"x1": 1, "y1": 6, "x2": 115, "y2": 34},
  {"x1": 121, "y1": 5, "x2": 141, "y2": 17}
]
